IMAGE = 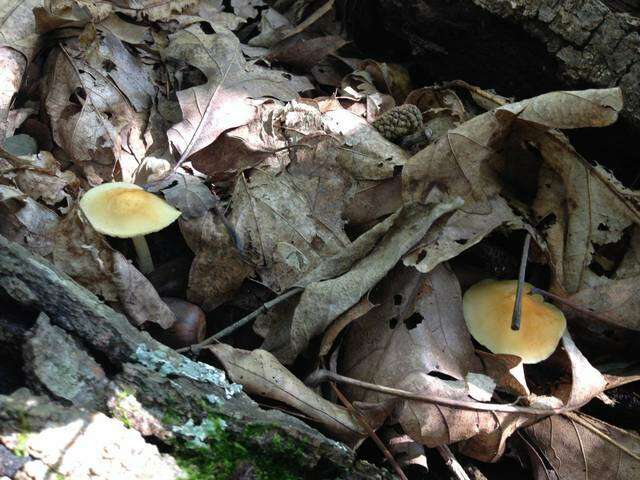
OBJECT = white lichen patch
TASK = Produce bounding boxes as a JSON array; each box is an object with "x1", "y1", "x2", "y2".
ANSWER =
[
  {"x1": 134, "y1": 345, "x2": 243, "y2": 399},
  {"x1": 3, "y1": 413, "x2": 182, "y2": 480},
  {"x1": 171, "y1": 418, "x2": 228, "y2": 448}
]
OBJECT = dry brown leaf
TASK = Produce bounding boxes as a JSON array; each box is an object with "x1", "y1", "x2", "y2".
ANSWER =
[
  {"x1": 324, "y1": 109, "x2": 409, "y2": 180},
  {"x1": 402, "y1": 109, "x2": 507, "y2": 210},
  {"x1": 496, "y1": 88, "x2": 623, "y2": 129},
  {"x1": 191, "y1": 101, "x2": 285, "y2": 176},
  {"x1": 0, "y1": 184, "x2": 59, "y2": 258},
  {"x1": 34, "y1": 0, "x2": 112, "y2": 33},
  {"x1": 528, "y1": 130, "x2": 640, "y2": 293},
  {"x1": 567, "y1": 276, "x2": 640, "y2": 331},
  {"x1": 229, "y1": 167, "x2": 348, "y2": 293},
  {"x1": 180, "y1": 212, "x2": 253, "y2": 312},
  {"x1": 230, "y1": 0, "x2": 265, "y2": 20},
  {"x1": 338, "y1": 263, "x2": 500, "y2": 448},
  {"x1": 165, "y1": 25, "x2": 311, "y2": 159},
  {"x1": 113, "y1": 0, "x2": 199, "y2": 22},
  {"x1": 3, "y1": 151, "x2": 77, "y2": 209},
  {"x1": 403, "y1": 196, "x2": 523, "y2": 273},
  {"x1": 343, "y1": 177, "x2": 402, "y2": 226},
  {"x1": 209, "y1": 344, "x2": 390, "y2": 445},
  {"x1": 85, "y1": 31, "x2": 155, "y2": 112},
  {"x1": 287, "y1": 198, "x2": 463, "y2": 363},
  {"x1": 248, "y1": 7, "x2": 294, "y2": 48},
  {"x1": 0, "y1": 0, "x2": 41, "y2": 141},
  {"x1": 1, "y1": 0, "x2": 42, "y2": 59},
  {"x1": 342, "y1": 60, "x2": 412, "y2": 104},
  {"x1": 459, "y1": 331, "x2": 606, "y2": 462},
  {"x1": 476, "y1": 351, "x2": 529, "y2": 397},
  {"x1": 341, "y1": 263, "x2": 480, "y2": 387},
  {"x1": 43, "y1": 42, "x2": 147, "y2": 182},
  {"x1": 525, "y1": 414, "x2": 640, "y2": 480},
  {"x1": 266, "y1": 35, "x2": 347, "y2": 71},
  {"x1": 52, "y1": 208, "x2": 176, "y2": 328},
  {"x1": 319, "y1": 295, "x2": 375, "y2": 358}
]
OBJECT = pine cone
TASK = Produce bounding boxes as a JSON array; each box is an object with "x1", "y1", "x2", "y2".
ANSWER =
[{"x1": 372, "y1": 104, "x2": 423, "y2": 142}]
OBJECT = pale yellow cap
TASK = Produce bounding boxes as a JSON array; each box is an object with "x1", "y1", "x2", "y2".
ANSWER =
[
  {"x1": 79, "y1": 182, "x2": 181, "y2": 238},
  {"x1": 463, "y1": 279, "x2": 566, "y2": 364}
]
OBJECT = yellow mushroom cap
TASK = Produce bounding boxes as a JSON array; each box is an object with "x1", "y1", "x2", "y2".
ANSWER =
[
  {"x1": 462, "y1": 279, "x2": 566, "y2": 364},
  {"x1": 79, "y1": 182, "x2": 181, "y2": 238}
]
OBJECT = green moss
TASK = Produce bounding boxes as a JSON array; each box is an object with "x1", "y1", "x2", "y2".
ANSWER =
[
  {"x1": 165, "y1": 411, "x2": 306, "y2": 480},
  {"x1": 14, "y1": 432, "x2": 31, "y2": 457},
  {"x1": 112, "y1": 388, "x2": 135, "y2": 429}
]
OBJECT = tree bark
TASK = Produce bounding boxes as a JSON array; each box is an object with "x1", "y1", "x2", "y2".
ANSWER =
[{"x1": 0, "y1": 234, "x2": 388, "y2": 479}]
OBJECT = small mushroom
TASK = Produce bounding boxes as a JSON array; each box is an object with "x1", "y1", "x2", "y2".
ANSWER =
[
  {"x1": 154, "y1": 297, "x2": 206, "y2": 348},
  {"x1": 462, "y1": 279, "x2": 566, "y2": 364},
  {"x1": 79, "y1": 182, "x2": 181, "y2": 274}
]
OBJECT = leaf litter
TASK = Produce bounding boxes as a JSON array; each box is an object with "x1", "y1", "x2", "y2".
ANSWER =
[{"x1": 3, "y1": 1, "x2": 640, "y2": 478}]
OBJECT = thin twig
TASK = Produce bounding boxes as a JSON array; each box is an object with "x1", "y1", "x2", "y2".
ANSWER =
[
  {"x1": 177, "y1": 287, "x2": 304, "y2": 353},
  {"x1": 531, "y1": 287, "x2": 620, "y2": 327},
  {"x1": 511, "y1": 232, "x2": 532, "y2": 331},
  {"x1": 330, "y1": 383, "x2": 408, "y2": 480},
  {"x1": 436, "y1": 445, "x2": 471, "y2": 480},
  {"x1": 306, "y1": 370, "x2": 569, "y2": 415},
  {"x1": 562, "y1": 412, "x2": 640, "y2": 461},
  {"x1": 281, "y1": 0, "x2": 335, "y2": 40}
]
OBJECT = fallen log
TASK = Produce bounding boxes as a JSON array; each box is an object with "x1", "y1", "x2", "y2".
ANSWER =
[{"x1": 0, "y1": 234, "x2": 389, "y2": 479}]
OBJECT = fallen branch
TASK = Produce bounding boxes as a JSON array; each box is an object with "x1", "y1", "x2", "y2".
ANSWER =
[
  {"x1": 178, "y1": 286, "x2": 304, "y2": 353},
  {"x1": 0, "y1": 234, "x2": 385, "y2": 478}
]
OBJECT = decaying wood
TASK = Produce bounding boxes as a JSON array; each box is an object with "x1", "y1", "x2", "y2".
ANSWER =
[
  {"x1": 0, "y1": 234, "x2": 388, "y2": 479},
  {"x1": 366, "y1": 0, "x2": 640, "y2": 129}
]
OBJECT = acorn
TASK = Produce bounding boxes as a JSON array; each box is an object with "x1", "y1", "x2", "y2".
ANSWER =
[
  {"x1": 372, "y1": 104, "x2": 423, "y2": 142},
  {"x1": 154, "y1": 297, "x2": 206, "y2": 348}
]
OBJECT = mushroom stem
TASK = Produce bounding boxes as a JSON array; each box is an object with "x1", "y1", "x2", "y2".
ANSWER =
[
  {"x1": 511, "y1": 232, "x2": 532, "y2": 331},
  {"x1": 132, "y1": 235, "x2": 154, "y2": 274}
]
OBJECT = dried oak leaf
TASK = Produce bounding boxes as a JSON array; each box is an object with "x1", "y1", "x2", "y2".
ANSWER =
[
  {"x1": 53, "y1": 207, "x2": 176, "y2": 328},
  {"x1": 266, "y1": 35, "x2": 347, "y2": 71},
  {"x1": 34, "y1": 0, "x2": 111, "y2": 33},
  {"x1": 151, "y1": 173, "x2": 215, "y2": 220},
  {"x1": 341, "y1": 263, "x2": 492, "y2": 448},
  {"x1": 0, "y1": 184, "x2": 59, "y2": 258},
  {"x1": 5, "y1": 151, "x2": 77, "y2": 209},
  {"x1": 85, "y1": 31, "x2": 155, "y2": 113},
  {"x1": 403, "y1": 87, "x2": 624, "y2": 212},
  {"x1": 567, "y1": 276, "x2": 640, "y2": 331},
  {"x1": 180, "y1": 211, "x2": 253, "y2": 312},
  {"x1": 0, "y1": 0, "x2": 42, "y2": 140},
  {"x1": 403, "y1": 196, "x2": 523, "y2": 274},
  {"x1": 43, "y1": 42, "x2": 145, "y2": 183},
  {"x1": 341, "y1": 263, "x2": 480, "y2": 387},
  {"x1": 113, "y1": 0, "x2": 199, "y2": 22},
  {"x1": 209, "y1": 344, "x2": 393, "y2": 446},
  {"x1": 529, "y1": 129, "x2": 640, "y2": 294},
  {"x1": 229, "y1": 167, "x2": 349, "y2": 293},
  {"x1": 286, "y1": 198, "x2": 462, "y2": 363},
  {"x1": 525, "y1": 413, "x2": 640, "y2": 480},
  {"x1": 164, "y1": 25, "x2": 312, "y2": 159},
  {"x1": 458, "y1": 331, "x2": 606, "y2": 462}
]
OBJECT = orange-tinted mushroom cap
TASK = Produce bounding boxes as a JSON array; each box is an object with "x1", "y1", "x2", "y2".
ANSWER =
[
  {"x1": 79, "y1": 182, "x2": 181, "y2": 238},
  {"x1": 463, "y1": 279, "x2": 566, "y2": 364}
]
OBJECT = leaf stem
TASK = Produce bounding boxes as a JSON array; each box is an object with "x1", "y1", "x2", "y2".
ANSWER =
[
  {"x1": 306, "y1": 369, "x2": 570, "y2": 415},
  {"x1": 511, "y1": 232, "x2": 531, "y2": 331},
  {"x1": 530, "y1": 287, "x2": 619, "y2": 327}
]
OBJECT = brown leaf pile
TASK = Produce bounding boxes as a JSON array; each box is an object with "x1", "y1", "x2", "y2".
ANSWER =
[{"x1": 2, "y1": 1, "x2": 640, "y2": 478}]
